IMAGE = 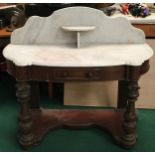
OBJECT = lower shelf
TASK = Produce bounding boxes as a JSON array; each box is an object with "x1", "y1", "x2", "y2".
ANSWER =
[{"x1": 30, "y1": 108, "x2": 124, "y2": 146}]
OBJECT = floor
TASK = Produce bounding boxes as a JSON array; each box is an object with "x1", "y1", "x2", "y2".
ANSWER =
[{"x1": 0, "y1": 73, "x2": 155, "y2": 152}]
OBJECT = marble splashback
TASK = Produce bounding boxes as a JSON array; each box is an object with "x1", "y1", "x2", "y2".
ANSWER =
[{"x1": 11, "y1": 7, "x2": 145, "y2": 46}]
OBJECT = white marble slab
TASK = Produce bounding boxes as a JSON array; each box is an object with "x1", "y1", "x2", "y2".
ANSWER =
[
  {"x1": 3, "y1": 44, "x2": 153, "y2": 67},
  {"x1": 10, "y1": 7, "x2": 145, "y2": 45},
  {"x1": 3, "y1": 7, "x2": 153, "y2": 67}
]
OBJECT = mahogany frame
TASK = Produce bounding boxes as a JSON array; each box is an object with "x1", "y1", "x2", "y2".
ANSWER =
[{"x1": 6, "y1": 59, "x2": 150, "y2": 149}]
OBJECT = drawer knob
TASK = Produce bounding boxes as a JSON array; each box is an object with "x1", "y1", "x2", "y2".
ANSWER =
[
  {"x1": 86, "y1": 71, "x2": 94, "y2": 78},
  {"x1": 62, "y1": 72, "x2": 68, "y2": 77}
]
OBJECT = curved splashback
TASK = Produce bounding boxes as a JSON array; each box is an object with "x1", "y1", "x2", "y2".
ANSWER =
[{"x1": 11, "y1": 7, "x2": 145, "y2": 46}]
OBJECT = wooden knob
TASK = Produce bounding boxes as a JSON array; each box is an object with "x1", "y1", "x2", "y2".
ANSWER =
[
  {"x1": 62, "y1": 72, "x2": 68, "y2": 77},
  {"x1": 87, "y1": 71, "x2": 93, "y2": 78}
]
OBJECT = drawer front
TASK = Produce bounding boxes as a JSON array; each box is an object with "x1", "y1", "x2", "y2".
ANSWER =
[{"x1": 53, "y1": 69, "x2": 101, "y2": 81}]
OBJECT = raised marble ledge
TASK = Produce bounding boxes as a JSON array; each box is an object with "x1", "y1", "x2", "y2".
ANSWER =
[
  {"x1": 3, "y1": 44, "x2": 153, "y2": 67},
  {"x1": 61, "y1": 26, "x2": 96, "y2": 48},
  {"x1": 61, "y1": 26, "x2": 96, "y2": 32}
]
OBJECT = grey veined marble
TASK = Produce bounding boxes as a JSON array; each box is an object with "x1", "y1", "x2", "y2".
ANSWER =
[
  {"x1": 11, "y1": 6, "x2": 146, "y2": 46},
  {"x1": 3, "y1": 7, "x2": 153, "y2": 67}
]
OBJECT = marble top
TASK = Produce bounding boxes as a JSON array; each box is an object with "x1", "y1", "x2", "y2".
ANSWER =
[
  {"x1": 3, "y1": 7, "x2": 153, "y2": 67},
  {"x1": 3, "y1": 44, "x2": 153, "y2": 67}
]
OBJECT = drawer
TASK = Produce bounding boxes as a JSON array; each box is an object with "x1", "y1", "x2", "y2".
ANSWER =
[{"x1": 53, "y1": 69, "x2": 101, "y2": 81}]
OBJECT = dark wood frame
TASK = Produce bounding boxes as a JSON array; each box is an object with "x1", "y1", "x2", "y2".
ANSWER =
[
  {"x1": 0, "y1": 29, "x2": 11, "y2": 72},
  {"x1": 6, "y1": 59, "x2": 150, "y2": 149}
]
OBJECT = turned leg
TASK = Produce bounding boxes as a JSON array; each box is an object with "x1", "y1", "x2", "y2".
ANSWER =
[
  {"x1": 121, "y1": 80, "x2": 140, "y2": 148},
  {"x1": 16, "y1": 81, "x2": 34, "y2": 149},
  {"x1": 30, "y1": 81, "x2": 40, "y2": 109},
  {"x1": 117, "y1": 80, "x2": 128, "y2": 109}
]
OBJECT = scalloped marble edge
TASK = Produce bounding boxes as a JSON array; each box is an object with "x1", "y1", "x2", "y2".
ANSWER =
[
  {"x1": 3, "y1": 44, "x2": 153, "y2": 67},
  {"x1": 3, "y1": 6, "x2": 153, "y2": 67},
  {"x1": 10, "y1": 6, "x2": 145, "y2": 45}
]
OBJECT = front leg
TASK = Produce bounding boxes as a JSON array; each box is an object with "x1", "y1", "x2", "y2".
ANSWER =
[
  {"x1": 121, "y1": 80, "x2": 140, "y2": 148},
  {"x1": 16, "y1": 81, "x2": 34, "y2": 149}
]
